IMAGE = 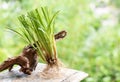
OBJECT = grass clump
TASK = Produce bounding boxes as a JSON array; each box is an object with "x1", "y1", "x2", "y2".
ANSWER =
[
  {"x1": 10, "y1": 7, "x2": 63, "y2": 78},
  {"x1": 15, "y1": 7, "x2": 59, "y2": 65}
]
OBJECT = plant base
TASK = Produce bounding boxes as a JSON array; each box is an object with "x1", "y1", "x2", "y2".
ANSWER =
[
  {"x1": 40, "y1": 60, "x2": 64, "y2": 79},
  {"x1": 40, "y1": 63, "x2": 64, "y2": 79}
]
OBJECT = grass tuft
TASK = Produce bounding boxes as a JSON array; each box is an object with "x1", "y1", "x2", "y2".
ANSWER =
[{"x1": 10, "y1": 7, "x2": 59, "y2": 64}]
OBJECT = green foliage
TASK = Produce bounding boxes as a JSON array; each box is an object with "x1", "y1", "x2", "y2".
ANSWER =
[
  {"x1": 0, "y1": 0, "x2": 120, "y2": 82},
  {"x1": 10, "y1": 7, "x2": 59, "y2": 63},
  {"x1": 111, "y1": 0, "x2": 120, "y2": 8}
]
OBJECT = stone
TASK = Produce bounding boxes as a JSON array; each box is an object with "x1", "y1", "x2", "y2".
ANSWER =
[{"x1": 0, "y1": 63, "x2": 88, "y2": 82}]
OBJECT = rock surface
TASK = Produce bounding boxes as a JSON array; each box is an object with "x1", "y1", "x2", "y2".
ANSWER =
[{"x1": 0, "y1": 63, "x2": 88, "y2": 82}]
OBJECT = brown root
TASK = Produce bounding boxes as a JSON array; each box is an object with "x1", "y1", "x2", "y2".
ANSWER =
[
  {"x1": 0, "y1": 56, "x2": 31, "y2": 74},
  {"x1": 0, "y1": 45, "x2": 38, "y2": 75},
  {"x1": 55, "y1": 30, "x2": 67, "y2": 40}
]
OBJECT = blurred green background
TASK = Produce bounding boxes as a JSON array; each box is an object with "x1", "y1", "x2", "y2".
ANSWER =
[{"x1": 0, "y1": 0, "x2": 120, "y2": 82}]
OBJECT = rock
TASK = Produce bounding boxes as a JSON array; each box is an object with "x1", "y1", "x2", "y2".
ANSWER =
[{"x1": 0, "y1": 63, "x2": 88, "y2": 82}]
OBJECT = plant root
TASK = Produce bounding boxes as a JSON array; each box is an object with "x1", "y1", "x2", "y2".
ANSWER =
[
  {"x1": 40, "y1": 59, "x2": 64, "y2": 79},
  {"x1": 0, "y1": 45, "x2": 38, "y2": 75}
]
